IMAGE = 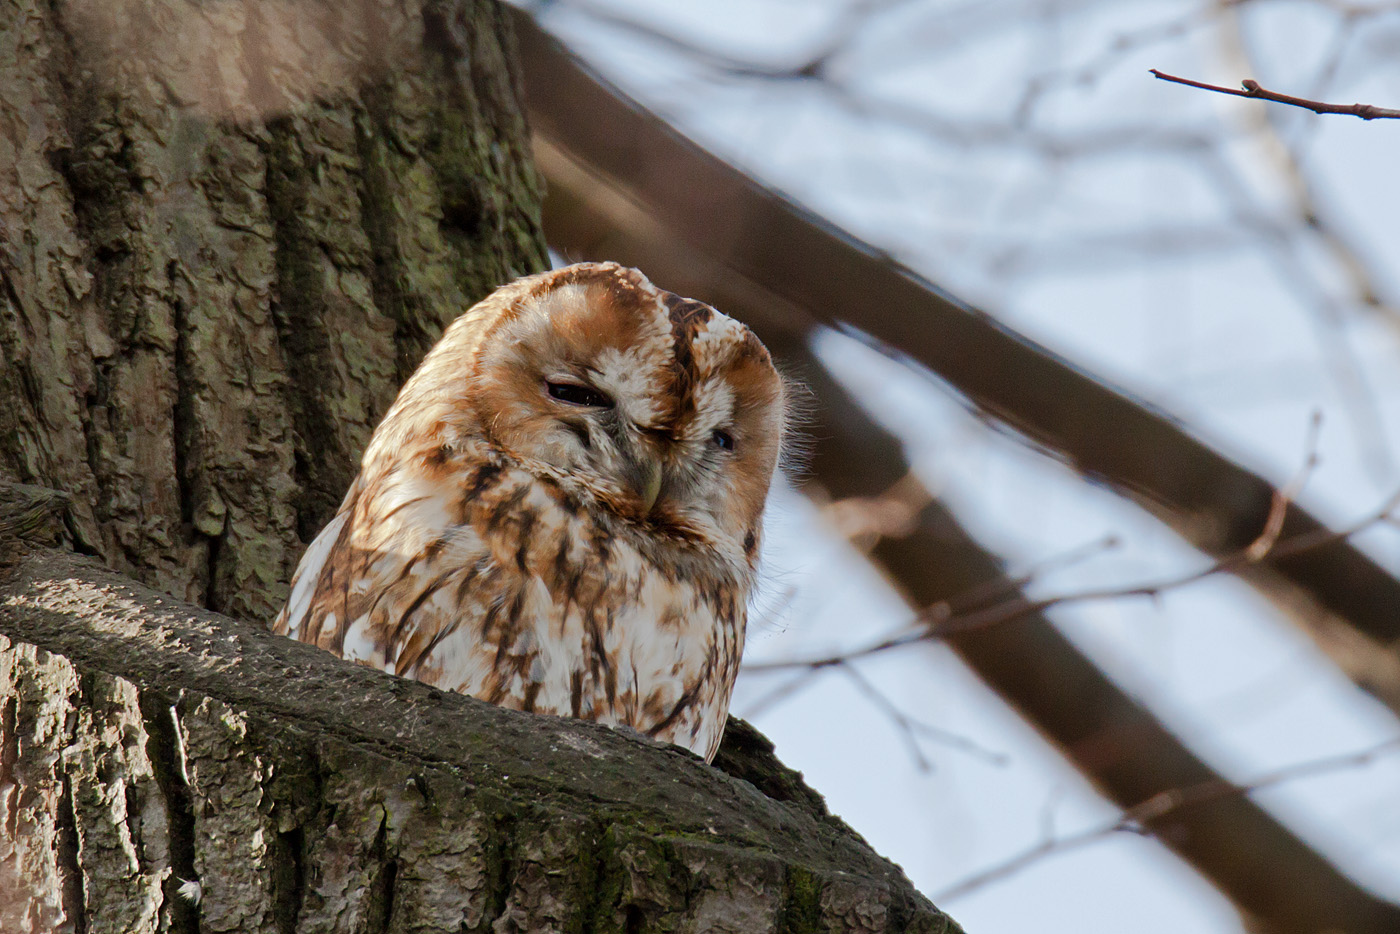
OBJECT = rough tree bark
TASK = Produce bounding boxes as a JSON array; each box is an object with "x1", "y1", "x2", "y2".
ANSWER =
[
  {"x1": 0, "y1": 1, "x2": 955, "y2": 931},
  {"x1": 0, "y1": 487, "x2": 953, "y2": 932},
  {"x1": 0, "y1": 0, "x2": 545, "y2": 621}
]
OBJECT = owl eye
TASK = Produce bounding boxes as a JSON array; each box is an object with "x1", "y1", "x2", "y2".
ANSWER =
[
  {"x1": 546, "y1": 380, "x2": 613, "y2": 408},
  {"x1": 711, "y1": 429, "x2": 735, "y2": 452}
]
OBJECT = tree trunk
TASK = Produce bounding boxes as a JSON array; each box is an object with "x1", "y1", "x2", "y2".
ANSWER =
[
  {"x1": 0, "y1": 0, "x2": 546, "y2": 622},
  {"x1": 0, "y1": 1, "x2": 956, "y2": 930}
]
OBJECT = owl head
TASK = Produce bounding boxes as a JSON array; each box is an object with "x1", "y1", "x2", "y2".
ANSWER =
[{"x1": 379, "y1": 263, "x2": 788, "y2": 573}]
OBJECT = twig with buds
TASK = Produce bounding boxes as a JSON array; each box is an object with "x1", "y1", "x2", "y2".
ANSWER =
[{"x1": 1151, "y1": 69, "x2": 1400, "y2": 120}]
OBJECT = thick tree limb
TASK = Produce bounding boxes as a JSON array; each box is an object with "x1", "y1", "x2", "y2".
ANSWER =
[
  {"x1": 524, "y1": 96, "x2": 1400, "y2": 933},
  {"x1": 511, "y1": 9, "x2": 1400, "y2": 719},
  {"x1": 0, "y1": 531, "x2": 955, "y2": 933},
  {"x1": 934, "y1": 736, "x2": 1400, "y2": 903}
]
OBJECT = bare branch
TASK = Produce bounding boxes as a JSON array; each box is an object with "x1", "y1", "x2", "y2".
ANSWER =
[
  {"x1": 519, "y1": 20, "x2": 1400, "y2": 922},
  {"x1": 1244, "y1": 410, "x2": 1322, "y2": 562},
  {"x1": 936, "y1": 736, "x2": 1400, "y2": 902},
  {"x1": 740, "y1": 668, "x2": 827, "y2": 721},
  {"x1": 517, "y1": 9, "x2": 1400, "y2": 724},
  {"x1": 0, "y1": 538, "x2": 944, "y2": 927},
  {"x1": 836, "y1": 663, "x2": 1010, "y2": 770},
  {"x1": 747, "y1": 478, "x2": 1400, "y2": 673},
  {"x1": 1151, "y1": 69, "x2": 1400, "y2": 119}
]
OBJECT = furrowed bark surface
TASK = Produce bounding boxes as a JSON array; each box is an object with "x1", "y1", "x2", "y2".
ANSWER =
[
  {"x1": 0, "y1": 0, "x2": 547, "y2": 622},
  {"x1": 0, "y1": 531, "x2": 955, "y2": 933}
]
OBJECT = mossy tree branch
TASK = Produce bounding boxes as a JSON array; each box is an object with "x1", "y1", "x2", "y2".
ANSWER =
[{"x1": 0, "y1": 491, "x2": 956, "y2": 933}]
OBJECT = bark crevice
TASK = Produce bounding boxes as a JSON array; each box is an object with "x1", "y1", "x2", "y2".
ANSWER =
[
  {"x1": 263, "y1": 119, "x2": 359, "y2": 543},
  {"x1": 169, "y1": 261, "x2": 210, "y2": 609},
  {"x1": 1, "y1": 695, "x2": 17, "y2": 838},
  {"x1": 267, "y1": 825, "x2": 306, "y2": 934},
  {"x1": 483, "y1": 807, "x2": 519, "y2": 930},
  {"x1": 56, "y1": 773, "x2": 89, "y2": 934},
  {"x1": 139, "y1": 693, "x2": 203, "y2": 934},
  {"x1": 363, "y1": 809, "x2": 399, "y2": 934},
  {"x1": 354, "y1": 87, "x2": 425, "y2": 386}
]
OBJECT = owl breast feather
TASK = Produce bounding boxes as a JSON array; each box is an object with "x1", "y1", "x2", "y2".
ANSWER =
[{"x1": 273, "y1": 450, "x2": 746, "y2": 762}]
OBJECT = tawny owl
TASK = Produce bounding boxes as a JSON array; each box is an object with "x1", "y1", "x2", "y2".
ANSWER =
[{"x1": 272, "y1": 262, "x2": 787, "y2": 762}]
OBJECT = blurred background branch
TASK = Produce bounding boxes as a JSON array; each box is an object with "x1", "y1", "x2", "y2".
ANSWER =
[
  {"x1": 513, "y1": 6, "x2": 1400, "y2": 720},
  {"x1": 511, "y1": 2, "x2": 1400, "y2": 931}
]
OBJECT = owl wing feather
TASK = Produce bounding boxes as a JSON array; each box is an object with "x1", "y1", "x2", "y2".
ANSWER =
[
  {"x1": 273, "y1": 469, "x2": 496, "y2": 683},
  {"x1": 274, "y1": 508, "x2": 348, "y2": 643}
]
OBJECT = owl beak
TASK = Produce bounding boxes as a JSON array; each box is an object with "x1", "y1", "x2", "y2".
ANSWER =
[
  {"x1": 625, "y1": 427, "x2": 670, "y2": 514},
  {"x1": 635, "y1": 459, "x2": 664, "y2": 513}
]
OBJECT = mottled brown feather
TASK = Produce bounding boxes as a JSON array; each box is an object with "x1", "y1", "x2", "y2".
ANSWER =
[{"x1": 272, "y1": 263, "x2": 786, "y2": 761}]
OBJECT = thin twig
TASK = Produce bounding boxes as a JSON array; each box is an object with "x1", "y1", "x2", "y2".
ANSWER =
[
  {"x1": 1245, "y1": 409, "x2": 1321, "y2": 561},
  {"x1": 747, "y1": 479, "x2": 1400, "y2": 674},
  {"x1": 935, "y1": 735, "x2": 1400, "y2": 901},
  {"x1": 929, "y1": 532, "x2": 1124, "y2": 618},
  {"x1": 1151, "y1": 69, "x2": 1400, "y2": 120},
  {"x1": 739, "y1": 657, "x2": 1009, "y2": 767},
  {"x1": 739, "y1": 667, "x2": 825, "y2": 719},
  {"x1": 741, "y1": 536, "x2": 1122, "y2": 677},
  {"x1": 837, "y1": 663, "x2": 1010, "y2": 769}
]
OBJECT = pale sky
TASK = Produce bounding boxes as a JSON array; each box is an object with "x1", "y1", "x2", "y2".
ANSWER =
[{"x1": 529, "y1": 2, "x2": 1400, "y2": 930}]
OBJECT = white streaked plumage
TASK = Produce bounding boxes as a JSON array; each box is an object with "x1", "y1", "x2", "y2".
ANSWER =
[{"x1": 272, "y1": 263, "x2": 787, "y2": 761}]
